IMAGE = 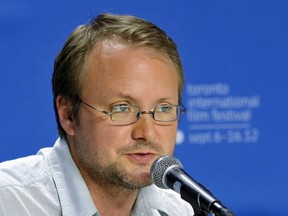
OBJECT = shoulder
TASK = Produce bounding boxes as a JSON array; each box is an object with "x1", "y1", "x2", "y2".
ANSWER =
[
  {"x1": 0, "y1": 148, "x2": 61, "y2": 215},
  {"x1": 0, "y1": 148, "x2": 51, "y2": 187}
]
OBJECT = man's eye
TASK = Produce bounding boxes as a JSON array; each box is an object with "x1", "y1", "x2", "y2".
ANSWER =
[
  {"x1": 112, "y1": 105, "x2": 131, "y2": 113},
  {"x1": 157, "y1": 105, "x2": 172, "y2": 113}
]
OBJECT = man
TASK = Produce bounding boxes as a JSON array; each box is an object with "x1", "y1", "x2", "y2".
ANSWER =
[{"x1": 0, "y1": 13, "x2": 194, "y2": 215}]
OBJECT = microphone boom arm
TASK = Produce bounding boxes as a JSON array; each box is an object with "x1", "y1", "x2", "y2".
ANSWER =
[{"x1": 164, "y1": 166, "x2": 235, "y2": 216}]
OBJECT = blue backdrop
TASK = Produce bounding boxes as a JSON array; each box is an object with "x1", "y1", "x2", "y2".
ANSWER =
[{"x1": 1, "y1": 1, "x2": 287, "y2": 215}]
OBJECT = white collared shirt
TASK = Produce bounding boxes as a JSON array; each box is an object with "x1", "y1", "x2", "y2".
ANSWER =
[{"x1": 0, "y1": 138, "x2": 194, "y2": 216}]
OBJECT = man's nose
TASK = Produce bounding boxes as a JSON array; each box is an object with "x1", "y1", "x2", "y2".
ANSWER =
[{"x1": 131, "y1": 113, "x2": 157, "y2": 142}]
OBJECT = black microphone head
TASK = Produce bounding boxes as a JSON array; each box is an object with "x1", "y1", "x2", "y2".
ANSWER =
[{"x1": 150, "y1": 155, "x2": 183, "y2": 189}]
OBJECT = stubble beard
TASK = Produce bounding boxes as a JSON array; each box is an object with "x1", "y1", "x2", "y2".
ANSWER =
[
  {"x1": 74, "y1": 135, "x2": 164, "y2": 190},
  {"x1": 89, "y1": 160, "x2": 152, "y2": 190}
]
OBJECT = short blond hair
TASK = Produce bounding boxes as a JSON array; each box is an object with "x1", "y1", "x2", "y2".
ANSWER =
[{"x1": 52, "y1": 13, "x2": 184, "y2": 137}]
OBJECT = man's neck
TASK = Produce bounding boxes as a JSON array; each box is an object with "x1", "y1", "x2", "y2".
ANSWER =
[{"x1": 85, "y1": 173, "x2": 139, "y2": 216}]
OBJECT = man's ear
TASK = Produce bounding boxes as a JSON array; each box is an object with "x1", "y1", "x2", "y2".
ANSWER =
[{"x1": 56, "y1": 96, "x2": 76, "y2": 136}]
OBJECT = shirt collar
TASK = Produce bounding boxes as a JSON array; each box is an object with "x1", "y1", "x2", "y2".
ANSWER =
[
  {"x1": 48, "y1": 138, "x2": 98, "y2": 216},
  {"x1": 133, "y1": 184, "x2": 190, "y2": 216},
  {"x1": 132, "y1": 184, "x2": 170, "y2": 215}
]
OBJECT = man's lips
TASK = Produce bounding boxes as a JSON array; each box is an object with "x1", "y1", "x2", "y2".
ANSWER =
[{"x1": 126, "y1": 152, "x2": 157, "y2": 164}]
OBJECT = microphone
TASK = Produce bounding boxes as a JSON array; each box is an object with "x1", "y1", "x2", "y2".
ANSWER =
[{"x1": 150, "y1": 155, "x2": 235, "y2": 216}]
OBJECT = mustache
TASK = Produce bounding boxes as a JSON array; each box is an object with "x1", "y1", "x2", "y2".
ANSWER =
[{"x1": 118, "y1": 140, "x2": 164, "y2": 154}]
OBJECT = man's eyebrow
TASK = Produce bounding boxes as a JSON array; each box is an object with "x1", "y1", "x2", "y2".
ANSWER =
[
  {"x1": 114, "y1": 93, "x2": 135, "y2": 101},
  {"x1": 116, "y1": 93, "x2": 174, "y2": 102}
]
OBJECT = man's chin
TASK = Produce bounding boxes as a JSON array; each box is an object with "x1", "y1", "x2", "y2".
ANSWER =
[{"x1": 125, "y1": 172, "x2": 153, "y2": 189}]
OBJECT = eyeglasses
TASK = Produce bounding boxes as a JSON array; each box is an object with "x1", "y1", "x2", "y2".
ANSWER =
[{"x1": 80, "y1": 99, "x2": 186, "y2": 125}]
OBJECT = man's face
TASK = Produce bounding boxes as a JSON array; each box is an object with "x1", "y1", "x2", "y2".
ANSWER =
[{"x1": 71, "y1": 41, "x2": 179, "y2": 189}]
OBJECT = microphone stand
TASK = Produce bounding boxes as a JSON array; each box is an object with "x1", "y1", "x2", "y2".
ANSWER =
[{"x1": 166, "y1": 168, "x2": 235, "y2": 216}]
